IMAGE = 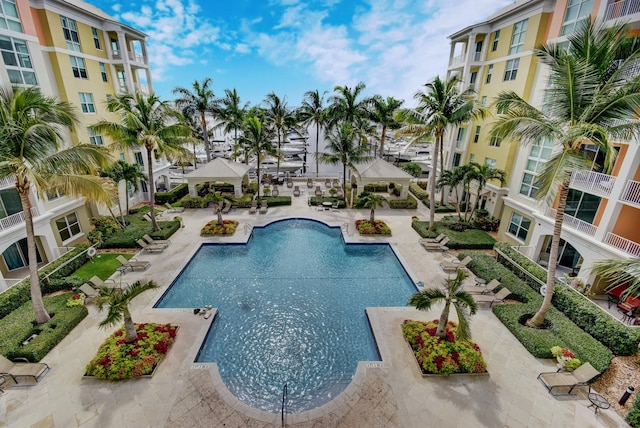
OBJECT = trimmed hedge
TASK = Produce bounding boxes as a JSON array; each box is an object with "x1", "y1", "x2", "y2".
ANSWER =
[
  {"x1": 0, "y1": 292, "x2": 88, "y2": 362},
  {"x1": 627, "y1": 395, "x2": 640, "y2": 427},
  {"x1": 255, "y1": 196, "x2": 292, "y2": 207},
  {"x1": 155, "y1": 183, "x2": 188, "y2": 204},
  {"x1": 364, "y1": 182, "x2": 389, "y2": 192},
  {"x1": 495, "y1": 243, "x2": 640, "y2": 355},
  {"x1": 409, "y1": 183, "x2": 428, "y2": 200},
  {"x1": 461, "y1": 252, "x2": 613, "y2": 372},
  {"x1": 102, "y1": 210, "x2": 179, "y2": 248},
  {"x1": 309, "y1": 197, "x2": 346, "y2": 208},
  {"x1": 180, "y1": 195, "x2": 210, "y2": 208},
  {"x1": 389, "y1": 194, "x2": 418, "y2": 209},
  {"x1": 412, "y1": 221, "x2": 496, "y2": 249}
]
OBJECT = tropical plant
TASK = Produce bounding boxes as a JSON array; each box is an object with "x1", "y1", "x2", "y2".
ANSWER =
[
  {"x1": 397, "y1": 76, "x2": 483, "y2": 228},
  {"x1": 264, "y1": 92, "x2": 296, "y2": 177},
  {"x1": 298, "y1": 89, "x2": 327, "y2": 177},
  {"x1": 355, "y1": 192, "x2": 386, "y2": 222},
  {"x1": 465, "y1": 163, "x2": 506, "y2": 221},
  {"x1": 437, "y1": 165, "x2": 473, "y2": 219},
  {"x1": 490, "y1": 20, "x2": 640, "y2": 327},
  {"x1": 96, "y1": 280, "x2": 159, "y2": 343},
  {"x1": 368, "y1": 95, "x2": 404, "y2": 158},
  {"x1": 591, "y1": 257, "x2": 640, "y2": 298},
  {"x1": 91, "y1": 93, "x2": 190, "y2": 232},
  {"x1": 326, "y1": 82, "x2": 371, "y2": 135},
  {"x1": 0, "y1": 86, "x2": 114, "y2": 324},
  {"x1": 401, "y1": 162, "x2": 422, "y2": 178},
  {"x1": 215, "y1": 88, "x2": 250, "y2": 162},
  {"x1": 172, "y1": 77, "x2": 216, "y2": 163},
  {"x1": 319, "y1": 122, "x2": 373, "y2": 204},
  {"x1": 407, "y1": 269, "x2": 477, "y2": 340},
  {"x1": 239, "y1": 113, "x2": 275, "y2": 198},
  {"x1": 102, "y1": 160, "x2": 146, "y2": 226}
]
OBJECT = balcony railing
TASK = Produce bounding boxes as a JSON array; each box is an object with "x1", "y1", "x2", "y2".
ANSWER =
[
  {"x1": 570, "y1": 170, "x2": 616, "y2": 198},
  {"x1": 0, "y1": 176, "x2": 15, "y2": 189},
  {"x1": 0, "y1": 207, "x2": 38, "y2": 232},
  {"x1": 449, "y1": 54, "x2": 465, "y2": 68},
  {"x1": 545, "y1": 206, "x2": 598, "y2": 236},
  {"x1": 605, "y1": 0, "x2": 640, "y2": 20},
  {"x1": 621, "y1": 180, "x2": 640, "y2": 206},
  {"x1": 473, "y1": 51, "x2": 482, "y2": 62},
  {"x1": 128, "y1": 52, "x2": 146, "y2": 64},
  {"x1": 605, "y1": 232, "x2": 640, "y2": 257}
]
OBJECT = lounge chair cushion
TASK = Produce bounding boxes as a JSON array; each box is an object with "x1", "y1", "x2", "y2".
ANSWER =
[
  {"x1": 537, "y1": 362, "x2": 600, "y2": 396},
  {"x1": 0, "y1": 355, "x2": 49, "y2": 385}
]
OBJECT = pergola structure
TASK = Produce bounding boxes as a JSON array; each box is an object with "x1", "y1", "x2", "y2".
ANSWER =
[
  {"x1": 183, "y1": 158, "x2": 251, "y2": 197},
  {"x1": 349, "y1": 158, "x2": 413, "y2": 199}
]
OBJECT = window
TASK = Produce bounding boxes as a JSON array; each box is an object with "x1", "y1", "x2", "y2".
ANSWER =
[
  {"x1": 79, "y1": 92, "x2": 95, "y2": 113},
  {"x1": 0, "y1": 0, "x2": 22, "y2": 32},
  {"x1": 456, "y1": 127, "x2": 466, "y2": 149},
  {"x1": 469, "y1": 154, "x2": 475, "y2": 163},
  {"x1": 99, "y1": 62, "x2": 107, "y2": 82},
  {"x1": 92, "y1": 27, "x2": 101, "y2": 50},
  {"x1": 486, "y1": 64, "x2": 493, "y2": 84},
  {"x1": 481, "y1": 96, "x2": 487, "y2": 106},
  {"x1": 110, "y1": 38, "x2": 119, "y2": 56},
  {"x1": 134, "y1": 152, "x2": 144, "y2": 165},
  {"x1": 45, "y1": 189, "x2": 64, "y2": 201},
  {"x1": 504, "y1": 58, "x2": 519, "y2": 81},
  {"x1": 508, "y1": 212, "x2": 531, "y2": 241},
  {"x1": 485, "y1": 158, "x2": 496, "y2": 168},
  {"x1": 117, "y1": 69, "x2": 127, "y2": 92},
  {"x1": 489, "y1": 135, "x2": 501, "y2": 147},
  {"x1": 519, "y1": 138, "x2": 554, "y2": 198},
  {"x1": 474, "y1": 126, "x2": 481, "y2": 143},
  {"x1": 474, "y1": 41, "x2": 483, "y2": 61},
  {"x1": 509, "y1": 19, "x2": 528, "y2": 54},
  {"x1": 70, "y1": 55, "x2": 87, "y2": 79},
  {"x1": 470, "y1": 71, "x2": 477, "y2": 85},
  {"x1": 56, "y1": 212, "x2": 81, "y2": 242},
  {"x1": 88, "y1": 128, "x2": 103, "y2": 145},
  {"x1": 492, "y1": 29, "x2": 500, "y2": 51},
  {"x1": 3, "y1": 238, "x2": 42, "y2": 270},
  {"x1": 119, "y1": 153, "x2": 125, "y2": 161},
  {"x1": 0, "y1": 36, "x2": 36, "y2": 85},
  {"x1": 452, "y1": 153, "x2": 461, "y2": 167},
  {"x1": 561, "y1": 0, "x2": 594, "y2": 36},
  {"x1": 60, "y1": 16, "x2": 80, "y2": 52}
]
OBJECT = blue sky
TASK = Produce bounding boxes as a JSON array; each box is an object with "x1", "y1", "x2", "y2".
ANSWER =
[{"x1": 85, "y1": 0, "x2": 512, "y2": 107}]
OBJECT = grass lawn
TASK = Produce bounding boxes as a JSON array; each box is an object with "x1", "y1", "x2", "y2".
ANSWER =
[{"x1": 70, "y1": 253, "x2": 132, "y2": 280}]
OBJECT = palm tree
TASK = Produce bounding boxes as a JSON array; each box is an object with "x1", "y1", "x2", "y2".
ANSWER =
[
  {"x1": 0, "y1": 86, "x2": 114, "y2": 324},
  {"x1": 368, "y1": 95, "x2": 404, "y2": 158},
  {"x1": 591, "y1": 258, "x2": 640, "y2": 298},
  {"x1": 91, "y1": 93, "x2": 190, "y2": 232},
  {"x1": 298, "y1": 89, "x2": 327, "y2": 177},
  {"x1": 401, "y1": 162, "x2": 422, "y2": 178},
  {"x1": 173, "y1": 77, "x2": 216, "y2": 162},
  {"x1": 437, "y1": 165, "x2": 472, "y2": 219},
  {"x1": 239, "y1": 113, "x2": 276, "y2": 198},
  {"x1": 319, "y1": 122, "x2": 373, "y2": 205},
  {"x1": 96, "y1": 280, "x2": 159, "y2": 343},
  {"x1": 326, "y1": 82, "x2": 370, "y2": 131},
  {"x1": 264, "y1": 92, "x2": 296, "y2": 177},
  {"x1": 408, "y1": 269, "x2": 477, "y2": 340},
  {"x1": 396, "y1": 76, "x2": 483, "y2": 228},
  {"x1": 356, "y1": 192, "x2": 386, "y2": 222},
  {"x1": 466, "y1": 163, "x2": 506, "y2": 221},
  {"x1": 491, "y1": 20, "x2": 640, "y2": 328},
  {"x1": 215, "y1": 88, "x2": 250, "y2": 162}
]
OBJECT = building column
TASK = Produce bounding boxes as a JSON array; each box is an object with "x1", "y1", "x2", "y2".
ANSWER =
[{"x1": 117, "y1": 32, "x2": 135, "y2": 93}]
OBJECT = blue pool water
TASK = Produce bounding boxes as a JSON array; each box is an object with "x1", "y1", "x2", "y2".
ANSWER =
[{"x1": 155, "y1": 219, "x2": 415, "y2": 413}]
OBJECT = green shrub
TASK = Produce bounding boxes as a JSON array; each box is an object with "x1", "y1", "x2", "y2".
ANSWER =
[
  {"x1": 91, "y1": 215, "x2": 120, "y2": 237},
  {"x1": 364, "y1": 182, "x2": 389, "y2": 192},
  {"x1": 40, "y1": 245, "x2": 89, "y2": 282},
  {"x1": 309, "y1": 197, "x2": 346, "y2": 207},
  {"x1": 201, "y1": 219, "x2": 239, "y2": 235},
  {"x1": 355, "y1": 219, "x2": 391, "y2": 235},
  {"x1": 148, "y1": 221, "x2": 180, "y2": 240},
  {"x1": 0, "y1": 282, "x2": 30, "y2": 320},
  {"x1": 255, "y1": 196, "x2": 292, "y2": 207},
  {"x1": 211, "y1": 183, "x2": 234, "y2": 193},
  {"x1": 87, "y1": 230, "x2": 103, "y2": 247},
  {"x1": 245, "y1": 182, "x2": 258, "y2": 194},
  {"x1": 179, "y1": 195, "x2": 209, "y2": 208},
  {"x1": 102, "y1": 211, "x2": 179, "y2": 248},
  {"x1": 627, "y1": 395, "x2": 640, "y2": 427},
  {"x1": 0, "y1": 293, "x2": 87, "y2": 361},
  {"x1": 494, "y1": 242, "x2": 640, "y2": 355},
  {"x1": 473, "y1": 215, "x2": 500, "y2": 232},
  {"x1": 409, "y1": 183, "x2": 428, "y2": 201},
  {"x1": 155, "y1": 183, "x2": 188, "y2": 204},
  {"x1": 233, "y1": 194, "x2": 255, "y2": 208},
  {"x1": 389, "y1": 195, "x2": 418, "y2": 209}
]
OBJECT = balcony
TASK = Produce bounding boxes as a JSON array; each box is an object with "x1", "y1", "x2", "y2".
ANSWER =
[
  {"x1": 449, "y1": 54, "x2": 466, "y2": 68},
  {"x1": 605, "y1": 232, "x2": 640, "y2": 257},
  {"x1": 570, "y1": 171, "x2": 616, "y2": 198},
  {"x1": 605, "y1": 0, "x2": 640, "y2": 20},
  {"x1": 0, "y1": 176, "x2": 15, "y2": 189},
  {"x1": 621, "y1": 180, "x2": 640, "y2": 207},
  {"x1": 545, "y1": 206, "x2": 598, "y2": 236},
  {"x1": 0, "y1": 207, "x2": 38, "y2": 232},
  {"x1": 473, "y1": 51, "x2": 482, "y2": 62}
]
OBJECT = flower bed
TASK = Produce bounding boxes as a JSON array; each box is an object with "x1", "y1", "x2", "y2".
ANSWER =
[
  {"x1": 355, "y1": 219, "x2": 391, "y2": 235},
  {"x1": 402, "y1": 319, "x2": 487, "y2": 376},
  {"x1": 200, "y1": 219, "x2": 239, "y2": 235},
  {"x1": 85, "y1": 323, "x2": 177, "y2": 380}
]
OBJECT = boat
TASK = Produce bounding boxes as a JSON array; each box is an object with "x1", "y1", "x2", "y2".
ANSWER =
[
  {"x1": 409, "y1": 153, "x2": 433, "y2": 172},
  {"x1": 250, "y1": 156, "x2": 305, "y2": 173}
]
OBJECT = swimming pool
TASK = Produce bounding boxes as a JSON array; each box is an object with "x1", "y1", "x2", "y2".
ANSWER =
[{"x1": 155, "y1": 219, "x2": 416, "y2": 413}]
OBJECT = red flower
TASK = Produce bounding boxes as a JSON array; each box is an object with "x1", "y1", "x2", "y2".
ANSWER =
[
  {"x1": 114, "y1": 330, "x2": 123, "y2": 337},
  {"x1": 154, "y1": 341, "x2": 168, "y2": 354},
  {"x1": 116, "y1": 339, "x2": 126, "y2": 345},
  {"x1": 562, "y1": 349, "x2": 575, "y2": 359}
]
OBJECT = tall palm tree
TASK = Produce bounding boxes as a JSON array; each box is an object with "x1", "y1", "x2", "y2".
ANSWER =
[
  {"x1": 91, "y1": 93, "x2": 190, "y2": 232},
  {"x1": 355, "y1": 192, "x2": 385, "y2": 222},
  {"x1": 437, "y1": 165, "x2": 472, "y2": 219},
  {"x1": 215, "y1": 88, "x2": 250, "y2": 162},
  {"x1": 264, "y1": 92, "x2": 296, "y2": 177},
  {"x1": 591, "y1": 258, "x2": 640, "y2": 298},
  {"x1": 397, "y1": 76, "x2": 483, "y2": 228},
  {"x1": 298, "y1": 89, "x2": 327, "y2": 177},
  {"x1": 319, "y1": 122, "x2": 373, "y2": 206},
  {"x1": 173, "y1": 77, "x2": 216, "y2": 162},
  {"x1": 326, "y1": 82, "x2": 370, "y2": 131},
  {"x1": 408, "y1": 269, "x2": 477, "y2": 340},
  {"x1": 239, "y1": 113, "x2": 275, "y2": 198},
  {"x1": 368, "y1": 95, "x2": 404, "y2": 158},
  {"x1": 96, "y1": 280, "x2": 159, "y2": 343},
  {"x1": 0, "y1": 86, "x2": 114, "y2": 324},
  {"x1": 491, "y1": 20, "x2": 640, "y2": 328},
  {"x1": 466, "y1": 163, "x2": 506, "y2": 220}
]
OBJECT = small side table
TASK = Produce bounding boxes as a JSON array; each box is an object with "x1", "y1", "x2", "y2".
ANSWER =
[
  {"x1": 587, "y1": 392, "x2": 610, "y2": 414},
  {"x1": 0, "y1": 374, "x2": 6, "y2": 393},
  {"x1": 475, "y1": 278, "x2": 487, "y2": 287}
]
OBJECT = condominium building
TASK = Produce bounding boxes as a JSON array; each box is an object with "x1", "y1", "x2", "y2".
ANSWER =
[
  {"x1": 0, "y1": 0, "x2": 168, "y2": 287},
  {"x1": 445, "y1": 0, "x2": 640, "y2": 289}
]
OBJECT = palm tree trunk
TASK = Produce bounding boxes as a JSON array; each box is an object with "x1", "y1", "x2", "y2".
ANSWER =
[
  {"x1": 257, "y1": 151, "x2": 262, "y2": 199},
  {"x1": 201, "y1": 111, "x2": 211, "y2": 162},
  {"x1": 439, "y1": 136, "x2": 445, "y2": 205},
  {"x1": 18, "y1": 186, "x2": 50, "y2": 324},
  {"x1": 436, "y1": 300, "x2": 450, "y2": 338},
  {"x1": 378, "y1": 126, "x2": 387, "y2": 159},
  {"x1": 217, "y1": 204, "x2": 223, "y2": 224},
  {"x1": 146, "y1": 147, "x2": 160, "y2": 232},
  {"x1": 370, "y1": 208, "x2": 375, "y2": 222},
  {"x1": 343, "y1": 164, "x2": 348, "y2": 208},
  {"x1": 454, "y1": 189, "x2": 462, "y2": 220},
  {"x1": 276, "y1": 130, "x2": 281, "y2": 178},
  {"x1": 429, "y1": 134, "x2": 440, "y2": 230},
  {"x1": 125, "y1": 183, "x2": 131, "y2": 224},
  {"x1": 123, "y1": 307, "x2": 138, "y2": 343},
  {"x1": 315, "y1": 122, "x2": 320, "y2": 178},
  {"x1": 527, "y1": 181, "x2": 570, "y2": 328}
]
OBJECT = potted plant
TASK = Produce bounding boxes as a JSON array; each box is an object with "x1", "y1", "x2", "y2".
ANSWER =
[{"x1": 550, "y1": 346, "x2": 581, "y2": 371}]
